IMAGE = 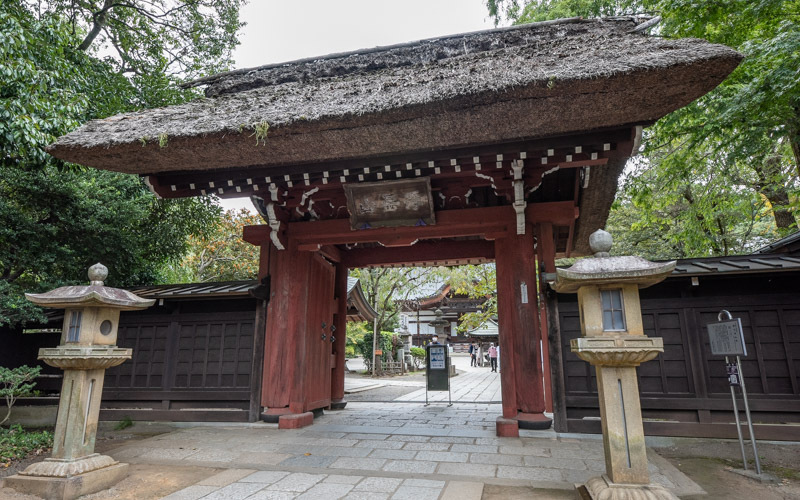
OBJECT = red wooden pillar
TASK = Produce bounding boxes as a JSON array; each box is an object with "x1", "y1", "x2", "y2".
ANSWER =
[
  {"x1": 260, "y1": 238, "x2": 314, "y2": 425},
  {"x1": 537, "y1": 223, "x2": 556, "y2": 413},
  {"x1": 494, "y1": 224, "x2": 551, "y2": 436},
  {"x1": 330, "y1": 261, "x2": 348, "y2": 409}
]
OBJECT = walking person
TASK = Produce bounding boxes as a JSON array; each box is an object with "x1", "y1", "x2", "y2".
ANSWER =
[
  {"x1": 468, "y1": 342, "x2": 477, "y2": 367},
  {"x1": 488, "y1": 343, "x2": 498, "y2": 372}
]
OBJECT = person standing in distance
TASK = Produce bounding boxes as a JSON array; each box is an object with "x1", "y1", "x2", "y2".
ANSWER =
[{"x1": 488, "y1": 343, "x2": 498, "y2": 372}]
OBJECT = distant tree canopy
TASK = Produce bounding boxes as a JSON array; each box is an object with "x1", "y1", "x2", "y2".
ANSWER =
[
  {"x1": 166, "y1": 209, "x2": 261, "y2": 284},
  {"x1": 0, "y1": 1, "x2": 246, "y2": 327},
  {"x1": 350, "y1": 267, "x2": 442, "y2": 332},
  {"x1": 487, "y1": 0, "x2": 800, "y2": 258}
]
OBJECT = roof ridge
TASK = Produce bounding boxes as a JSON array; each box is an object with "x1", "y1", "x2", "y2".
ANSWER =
[{"x1": 181, "y1": 15, "x2": 651, "y2": 91}]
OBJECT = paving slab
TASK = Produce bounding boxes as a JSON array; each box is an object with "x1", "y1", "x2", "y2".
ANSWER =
[{"x1": 61, "y1": 399, "x2": 704, "y2": 500}]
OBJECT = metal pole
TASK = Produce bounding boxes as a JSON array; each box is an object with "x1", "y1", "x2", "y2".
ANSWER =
[
  {"x1": 372, "y1": 316, "x2": 378, "y2": 377},
  {"x1": 736, "y1": 355, "x2": 762, "y2": 474},
  {"x1": 726, "y1": 355, "x2": 748, "y2": 470},
  {"x1": 448, "y1": 352, "x2": 452, "y2": 407},
  {"x1": 425, "y1": 347, "x2": 429, "y2": 407}
]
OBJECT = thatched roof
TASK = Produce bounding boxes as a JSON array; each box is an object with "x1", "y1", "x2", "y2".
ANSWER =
[{"x1": 47, "y1": 16, "x2": 741, "y2": 175}]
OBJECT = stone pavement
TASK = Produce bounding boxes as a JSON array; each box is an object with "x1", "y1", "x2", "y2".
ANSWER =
[
  {"x1": 345, "y1": 355, "x2": 502, "y2": 404},
  {"x1": 391, "y1": 369, "x2": 500, "y2": 403},
  {"x1": 96, "y1": 402, "x2": 703, "y2": 499}
]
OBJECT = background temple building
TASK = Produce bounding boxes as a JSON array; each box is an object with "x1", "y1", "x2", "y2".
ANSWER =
[{"x1": 397, "y1": 283, "x2": 485, "y2": 349}]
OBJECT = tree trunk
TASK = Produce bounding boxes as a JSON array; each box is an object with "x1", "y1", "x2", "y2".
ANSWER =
[
  {"x1": 78, "y1": 1, "x2": 113, "y2": 51},
  {"x1": 790, "y1": 129, "x2": 800, "y2": 180},
  {"x1": 755, "y1": 153, "x2": 797, "y2": 231},
  {"x1": 762, "y1": 187, "x2": 796, "y2": 230}
]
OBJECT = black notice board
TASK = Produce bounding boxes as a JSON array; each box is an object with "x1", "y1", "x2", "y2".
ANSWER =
[{"x1": 426, "y1": 345, "x2": 449, "y2": 391}]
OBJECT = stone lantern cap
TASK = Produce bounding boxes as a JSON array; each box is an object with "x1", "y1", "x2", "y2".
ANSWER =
[
  {"x1": 552, "y1": 230, "x2": 676, "y2": 293},
  {"x1": 25, "y1": 263, "x2": 155, "y2": 310},
  {"x1": 428, "y1": 308, "x2": 449, "y2": 327}
]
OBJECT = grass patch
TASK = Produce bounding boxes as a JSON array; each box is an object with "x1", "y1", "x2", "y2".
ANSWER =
[
  {"x1": 0, "y1": 424, "x2": 53, "y2": 467},
  {"x1": 115, "y1": 416, "x2": 134, "y2": 431}
]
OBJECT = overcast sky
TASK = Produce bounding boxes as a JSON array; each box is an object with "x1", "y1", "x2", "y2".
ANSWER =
[{"x1": 220, "y1": 0, "x2": 495, "y2": 212}]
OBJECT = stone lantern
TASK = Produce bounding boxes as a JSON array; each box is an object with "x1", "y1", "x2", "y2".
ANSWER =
[
  {"x1": 552, "y1": 230, "x2": 678, "y2": 500},
  {"x1": 428, "y1": 308, "x2": 448, "y2": 339},
  {"x1": 5, "y1": 264, "x2": 154, "y2": 500}
]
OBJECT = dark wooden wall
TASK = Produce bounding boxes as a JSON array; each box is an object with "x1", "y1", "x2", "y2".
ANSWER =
[
  {"x1": 101, "y1": 297, "x2": 258, "y2": 422},
  {"x1": 556, "y1": 272, "x2": 800, "y2": 440}
]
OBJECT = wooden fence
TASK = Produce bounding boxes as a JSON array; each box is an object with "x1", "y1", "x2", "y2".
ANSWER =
[
  {"x1": 101, "y1": 298, "x2": 259, "y2": 422},
  {"x1": 551, "y1": 271, "x2": 800, "y2": 440}
]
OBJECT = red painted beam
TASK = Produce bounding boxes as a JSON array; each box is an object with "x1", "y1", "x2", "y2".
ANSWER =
[
  {"x1": 343, "y1": 239, "x2": 495, "y2": 268},
  {"x1": 244, "y1": 202, "x2": 577, "y2": 247}
]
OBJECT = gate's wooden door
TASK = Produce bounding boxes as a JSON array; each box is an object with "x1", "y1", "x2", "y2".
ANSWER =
[{"x1": 305, "y1": 253, "x2": 336, "y2": 410}]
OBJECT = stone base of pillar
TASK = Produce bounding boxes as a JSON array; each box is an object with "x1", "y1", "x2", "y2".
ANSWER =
[
  {"x1": 4, "y1": 462, "x2": 128, "y2": 500},
  {"x1": 261, "y1": 407, "x2": 293, "y2": 423},
  {"x1": 278, "y1": 411, "x2": 314, "y2": 429},
  {"x1": 577, "y1": 475, "x2": 679, "y2": 500},
  {"x1": 516, "y1": 412, "x2": 552, "y2": 430},
  {"x1": 18, "y1": 453, "x2": 118, "y2": 477},
  {"x1": 329, "y1": 398, "x2": 348, "y2": 410},
  {"x1": 496, "y1": 417, "x2": 519, "y2": 437}
]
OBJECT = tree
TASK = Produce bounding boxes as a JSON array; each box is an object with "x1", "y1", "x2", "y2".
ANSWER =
[
  {"x1": 167, "y1": 208, "x2": 261, "y2": 283},
  {"x1": 0, "y1": 166, "x2": 221, "y2": 326},
  {"x1": 349, "y1": 267, "x2": 440, "y2": 332},
  {"x1": 436, "y1": 264, "x2": 497, "y2": 333},
  {"x1": 0, "y1": 365, "x2": 41, "y2": 426},
  {"x1": 1, "y1": 1, "x2": 245, "y2": 326},
  {"x1": 487, "y1": 0, "x2": 800, "y2": 257}
]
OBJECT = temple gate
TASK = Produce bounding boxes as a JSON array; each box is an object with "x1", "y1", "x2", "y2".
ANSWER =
[{"x1": 45, "y1": 17, "x2": 740, "y2": 436}]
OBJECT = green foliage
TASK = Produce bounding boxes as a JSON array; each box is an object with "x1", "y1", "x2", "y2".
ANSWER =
[
  {"x1": 1, "y1": 1, "x2": 245, "y2": 326},
  {"x1": 409, "y1": 347, "x2": 426, "y2": 370},
  {"x1": 350, "y1": 268, "x2": 440, "y2": 331},
  {"x1": 24, "y1": 0, "x2": 244, "y2": 81},
  {"x1": 0, "y1": 424, "x2": 53, "y2": 467},
  {"x1": 0, "y1": 166, "x2": 222, "y2": 326},
  {"x1": 487, "y1": 0, "x2": 800, "y2": 257},
  {"x1": 252, "y1": 121, "x2": 270, "y2": 145},
  {"x1": 165, "y1": 209, "x2": 260, "y2": 283},
  {"x1": 356, "y1": 331, "x2": 394, "y2": 364},
  {"x1": 434, "y1": 265, "x2": 497, "y2": 332},
  {"x1": 0, "y1": 365, "x2": 41, "y2": 426},
  {"x1": 114, "y1": 416, "x2": 134, "y2": 431}
]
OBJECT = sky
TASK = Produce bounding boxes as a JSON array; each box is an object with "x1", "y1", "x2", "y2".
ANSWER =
[{"x1": 219, "y1": 0, "x2": 496, "y2": 212}]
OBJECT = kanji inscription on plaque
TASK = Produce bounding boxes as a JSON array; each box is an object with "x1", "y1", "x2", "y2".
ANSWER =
[
  {"x1": 707, "y1": 318, "x2": 747, "y2": 356},
  {"x1": 344, "y1": 178, "x2": 436, "y2": 229}
]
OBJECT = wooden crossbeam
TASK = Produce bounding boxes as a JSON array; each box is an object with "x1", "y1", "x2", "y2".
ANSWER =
[
  {"x1": 242, "y1": 202, "x2": 578, "y2": 247},
  {"x1": 342, "y1": 239, "x2": 495, "y2": 268}
]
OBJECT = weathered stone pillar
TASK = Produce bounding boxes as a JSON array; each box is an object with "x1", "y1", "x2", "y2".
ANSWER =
[
  {"x1": 5, "y1": 264, "x2": 153, "y2": 500},
  {"x1": 552, "y1": 230, "x2": 679, "y2": 500}
]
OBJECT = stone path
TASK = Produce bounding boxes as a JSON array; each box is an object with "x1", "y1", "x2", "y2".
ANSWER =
[
  {"x1": 345, "y1": 355, "x2": 502, "y2": 404},
  {"x1": 392, "y1": 369, "x2": 501, "y2": 403},
  {"x1": 102, "y1": 402, "x2": 703, "y2": 499}
]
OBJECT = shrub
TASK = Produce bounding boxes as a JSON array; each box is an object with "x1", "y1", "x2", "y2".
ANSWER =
[
  {"x1": 0, "y1": 424, "x2": 53, "y2": 467},
  {"x1": 0, "y1": 365, "x2": 41, "y2": 426},
  {"x1": 410, "y1": 347, "x2": 426, "y2": 370},
  {"x1": 356, "y1": 331, "x2": 396, "y2": 372}
]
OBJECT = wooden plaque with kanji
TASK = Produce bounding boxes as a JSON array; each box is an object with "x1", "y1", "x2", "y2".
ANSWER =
[{"x1": 344, "y1": 178, "x2": 435, "y2": 230}]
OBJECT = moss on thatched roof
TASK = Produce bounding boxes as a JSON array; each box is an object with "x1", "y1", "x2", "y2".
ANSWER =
[{"x1": 47, "y1": 16, "x2": 740, "y2": 175}]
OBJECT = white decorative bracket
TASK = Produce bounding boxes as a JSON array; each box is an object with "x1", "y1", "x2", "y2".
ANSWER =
[
  {"x1": 265, "y1": 202, "x2": 286, "y2": 250},
  {"x1": 512, "y1": 160, "x2": 526, "y2": 235}
]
